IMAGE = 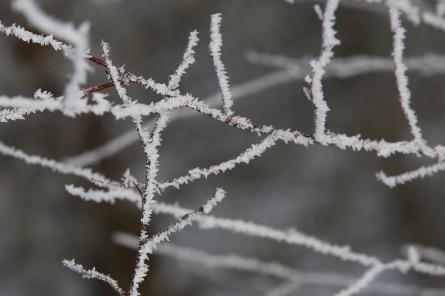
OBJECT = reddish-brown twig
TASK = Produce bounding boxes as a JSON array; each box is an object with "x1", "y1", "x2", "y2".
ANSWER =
[{"x1": 82, "y1": 81, "x2": 115, "y2": 96}]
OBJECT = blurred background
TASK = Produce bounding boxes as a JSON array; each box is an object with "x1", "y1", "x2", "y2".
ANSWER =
[{"x1": 0, "y1": 0, "x2": 445, "y2": 295}]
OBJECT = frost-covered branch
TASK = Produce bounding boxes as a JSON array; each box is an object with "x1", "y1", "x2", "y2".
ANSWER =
[
  {"x1": 58, "y1": 181, "x2": 445, "y2": 281},
  {"x1": 0, "y1": 108, "x2": 37, "y2": 123},
  {"x1": 307, "y1": 0, "x2": 341, "y2": 144},
  {"x1": 0, "y1": 141, "x2": 116, "y2": 188},
  {"x1": 12, "y1": 0, "x2": 86, "y2": 45},
  {"x1": 376, "y1": 161, "x2": 445, "y2": 187},
  {"x1": 333, "y1": 263, "x2": 390, "y2": 296},
  {"x1": 333, "y1": 247, "x2": 442, "y2": 296},
  {"x1": 64, "y1": 68, "x2": 303, "y2": 166},
  {"x1": 65, "y1": 184, "x2": 141, "y2": 205},
  {"x1": 168, "y1": 30, "x2": 200, "y2": 90},
  {"x1": 12, "y1": 0, "x2": 91, "y2": 106},
  {"x1": 128, "y1": 188, "x2": 226, "y2": 296},
  {"x1": 286, "y1": 0, "x2": 445, "y2": 32},
  {"x1": 159, "y1": 133, "x2": 285, "y2": 190},
  {"x1": 0, "y1": 91, "x2": 111, "y2": 118},
  {"x1": 65, "y1": 183, "x2": 381, "y2": 267},
  {"x1": 264, "y1": 281, "x2": 300, "y2": 296},
  {"x1": 153, "y1": 202, "x2": 445, "y2": 277},
  {"x1": 63, "y1": 259, "x2": 124, "y2": 296},
  {"x1": 210, "y1": 13, "x2": 234, "y2": 116},
  {"x1": 405, "y1": 244, "x2": 445, "y2": 266},
  {"x1": 247, "y1": 51, "x2": 445, "y2": 77},
  {"x1": 115, "y1": 232, "x2": 445, "y2": 296},
  {"x1": 389, "y1": 6, "x2": 425, "y2": 145},
  {"x1": 102, "y1": 41, "x2": 135, "y2": 105},
  {"x1": 2, "y1": 1, "x2": 445, "y2": 294},
  {"x1": 102, "y1": 41, "x2": 171, "y2": 296},
  {"x1": 0, "y1": 20, "x2": 70, "y2": 51},
  {"x1": 64, "y1": 50, "x2": 445, "y2": 167}
]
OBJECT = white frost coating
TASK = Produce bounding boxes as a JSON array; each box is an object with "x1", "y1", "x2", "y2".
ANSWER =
[
  {"x1": 102, "y1": 39, "x2": 168, "y2": 235},
  {"x1": 376, "y1": 161, "x2": 445, "y2": 187},
  {"x1": 332, "y1": 254, "x2": 445, "y2": 296},
  {"x1": 210, "y1": 13, "x2": 234, "y2": 116},
  {"x1": 127, "y1": 109, "x2": 169, "y2": 296},
  {"x1": 12, "y1": 0, "x2": 86, "y2": 45},
  {"x1": 115, "y1": 233, "x2": 302, "y2": 281},
  {"x1": 292, "y1": 0, "x2": 445, "y2": 30},
  {"x1": 62, "y1": 259, "x2": 124, "y2": 296},
  {"x1": 323, "y1": 132, "x2": 442, "y2": 159},
  {"x1": 13, "y1": 0, "x2": 91, "y2": 106},
  {"x1": 159, "y1": 131, "x2": 311, "y2": 191},
  {"x1": 202, "y1": 188, "x2": 226, "y2": 214},
  {"x1": 265, "y1": 281, "x2": 301, "y2": 296},
  {"x1": 334, "y1": 264, "x2": 388, "y2": 296},
  {"x1": 110, "y1": 95, "x2": 192, "y2": 119},
  {"x1": 2, "y1": 1, "x2": 445, "y2": 293},
  {"x1": 0, "y1": 108, "x2": 36, "y2": 122},
  {"x1": 0, "y1": 141, "x2": 115, "y2": 188},
  {"x1": 308, "y1": 0, "x2": 340, "y2": 144},
  {"x1": 102, "y1": 41, "x2": 134, "y2": 105},
  {"x1": 128, "y1": 188, "x2": 226, "y2": 296},
  {"x1": 60, "y1": 178, "x2": 445, "y2": 275},
  {"x1": 124, "y1": 71, "x2": 177, "y2": 97},
  {"x1": 389, "y1": 7, "x2": 425, "y2": 145},
  {"x1": 247, "y1": 51, "x2": 445, "y2": 77},
  {"x1": 63, "y1": 68, "x2": 303, "y2": 166},
  {"x1": 0, "y1": 20, "x2": 69, "y2": 51},
  {"x1": 140, "y1": 113, "x2": 169, "y2": 224},
  {"x1": 168, "y1": 30, "x2": 200, "y2": 90},
  {"x1": 38, "y1": 178, "x2": 445, "y2": 283},
  {"x1": 101, "y1": 44, "x2": 170, "y2": 296},
  {"x1": 407, "y1": 244, "x2": 445, "y2": 266},
  {"x1": 115, "y1": 233, "x2": 445, "y2": 296},
  {"x1": 65, "y1": 184, "x2": 140, "y2": 205},
  {"x1": 287, "y1": 0, "x2": 445, "y2": 33},
  {"x1": 0, "y1": 91, "x2": 111, "y2": 118},
  {"x1": 59, "y1": 181, "x2": 445, "y2": 281},
  {"x1": 63, "y1": 22, "x2": 90, "y2": 105},
  {"x1": 65, "y1": 51, "x2": 445, "y2": 166},
  {"x1": 422, "y1": 0, "x2": 445, "y2": 32},
  {"x1": 387, "y1": 0, "x2": 420, "y2": 25},
  {"x1": 0, "y1": 91, "x2": 192, "y2": 119},
  {"x1": 153, "y1": 201, "x2": 445, "y2": 277},
  {"x1": 65, "y1": 184, "x2": 139, "y2": 203},
  {"x1": 1, "y1": 92, "x2": 444, "y2": 189},
  {"x1": 152, "y1": 202, "x2": 380, "y2": 267},
  {"x1": 160, "y1": 134, "x2": 280, "y2": 190}
]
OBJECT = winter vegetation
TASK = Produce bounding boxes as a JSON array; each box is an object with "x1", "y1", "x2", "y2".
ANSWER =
[{"x1": 1, "y1": 0, "x2": 445, "y2": 295}]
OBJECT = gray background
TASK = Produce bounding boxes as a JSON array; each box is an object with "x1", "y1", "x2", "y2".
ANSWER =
[{"x1": 0, "y1": 0, "x2": 444, "y2": 295}]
